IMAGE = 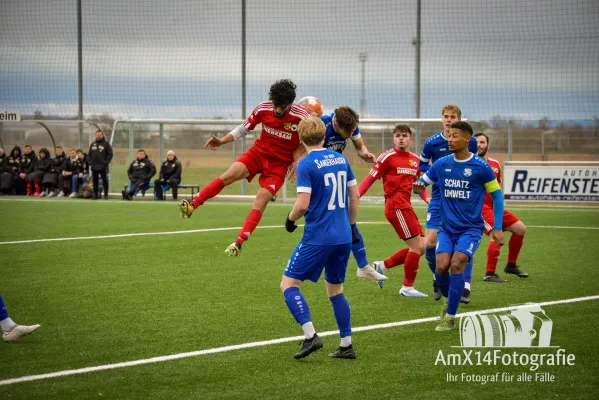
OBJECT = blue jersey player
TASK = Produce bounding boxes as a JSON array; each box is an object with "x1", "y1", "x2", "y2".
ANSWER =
[
  {"x1": 322, "y1": 107, "x2": 376, "y2": 163},
  {"x1": 419, "y1": 104, "x2": 478, "y2": 302},
  {"x1": 414, "y1": 121, "x2": 505, "y2": 331},
  {"x1": 321, "y1": 106, "x2": 386, "y2": 283},
  {"x1": 281, "y1": 116, "x2": 360, "y2": 360}
]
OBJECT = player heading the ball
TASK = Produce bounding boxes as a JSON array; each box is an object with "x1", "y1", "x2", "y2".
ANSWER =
[{"x1": 178, "y1": 79, "x2": 309, "y2": 256}]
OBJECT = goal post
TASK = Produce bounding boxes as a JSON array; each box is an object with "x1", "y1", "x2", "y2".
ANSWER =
[{"x1": 109, "y1": 118, "x2": 482, "y2": 202}]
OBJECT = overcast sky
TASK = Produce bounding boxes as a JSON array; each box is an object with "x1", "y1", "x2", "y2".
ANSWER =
[{"x1": 1, "y1": 0, "x2": 598, "y2": 120}]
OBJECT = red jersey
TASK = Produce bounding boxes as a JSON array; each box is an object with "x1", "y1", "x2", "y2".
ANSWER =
[
  {"x1": 243, "y1": 102, "x2": 309, "y2": 164},
  {"x1": 484, "y1": 157, "x2": 501, "y2": 205},
  {"x1": 368, "y1": 148, "x2": 421, "y2": 210}
]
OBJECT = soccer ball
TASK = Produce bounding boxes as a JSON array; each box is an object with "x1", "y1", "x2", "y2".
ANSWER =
[{"x1": 298, "y1": 96, "x2": 323, "y2": 117}]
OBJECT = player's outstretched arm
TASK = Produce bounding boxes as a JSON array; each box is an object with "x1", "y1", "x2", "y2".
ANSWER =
[
  {"x1": 487, "y1": 182, "x2": 505, "y2": 246},
  {"x1": 418, "y1": 142, "x2": 432, "y2": 173},
  {"x1": 204, "y1": 133, "x2": 234, "y2": 150},
  {"x1": 287, "y1": 193, "x2": 310, "y2": 231},
  {"x1": 348, "y1": 185, "x2": 359, "y2": 225},
  {"x1": 352, "y1": 138, "x2": 376, "y2": 163},
  {"x1": 418, "y1": 188, "x2": 430, "y2": 204},
  {"x1": 413, "y1": 175, "x2": 431, "y2": 194},
  {"x1": 358, "y1": 174, "x2": 376, "y2": 197},
  {"x1": 287, "y1": 145, "x2": 308, "y2": 183},
  {"x1": 490, "y1": 229, "x2": 505, "y2": 246},
  {"x1": 205, "y1": 124, "x2": 252, "y2": 150}
]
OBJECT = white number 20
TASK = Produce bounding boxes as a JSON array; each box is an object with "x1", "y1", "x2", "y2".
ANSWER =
[{"x1": 324, "y1": 171, "x2": 347, "y2": 210}]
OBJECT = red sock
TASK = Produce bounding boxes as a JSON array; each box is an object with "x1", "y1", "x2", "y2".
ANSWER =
[
  {"x1": 236, "y1": 209, "x2": 263, "y2": 244},
  {"x1": 384, "y1": 248, "x2": 409, "y2": 269},
  {"x1": 486, "y1": 241, "x2": 501, "y2": 273},
  {"x1": 508, "y1": 234, "x2": 524, "y2": 264},
  {"x1": 403, "y1": 251, "x2": 420, "y2": 287},
  {"x1": 192, "y1": 178, "x2": 225, "y2": 208}
]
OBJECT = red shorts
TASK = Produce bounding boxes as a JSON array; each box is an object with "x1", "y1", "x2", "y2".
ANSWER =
[
  {"x1": 385, "y1": 207, "x2": 423, "y2": 240},
  {"x1": 236, "y1": 146, "x2": 290, "y2": 196},
  {"x1": 482, "y1": 204, "x2": 520, "y2": 234}
]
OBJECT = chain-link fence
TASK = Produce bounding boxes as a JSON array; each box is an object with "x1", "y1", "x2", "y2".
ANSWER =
[{"x1": 2, "y1": 117, "x2": 597, "y2": 198}]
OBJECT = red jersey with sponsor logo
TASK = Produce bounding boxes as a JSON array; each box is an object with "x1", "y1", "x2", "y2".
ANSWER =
[
  {"x1": 368, "y1": 148, "x2": 421, "y2": 210},
  {"x1": 484, "y1": 158, "x2": 501, "y2": 205},
  {"x1": 243, "y1": 101, "x2": 309, "y2": 164}
]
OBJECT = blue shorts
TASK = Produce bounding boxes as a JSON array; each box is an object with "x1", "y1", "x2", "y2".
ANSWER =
[
  {"x1": 284, "y1": 242, "x2": 352, "y2": 284},
  {"x1": 436, "y1": 228, "x2": 483, "y2": 261},
  {"x1": 425, "y1": 198, "x2": 441, "y2": 230}
]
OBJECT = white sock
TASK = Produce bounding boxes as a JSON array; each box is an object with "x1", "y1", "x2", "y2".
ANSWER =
[
  {"x1": 401, "y1": 285, "x2": 413, "y2": 291},
  {"x1": 464, "y1": 282, "x2": 471, "y2": 290},
  {"x1": 301, "y1": 321, "x2": 316, "y2": 339},
  {"x1": 446, "y1": 314, "x2": 456, "y2": 318},
  {"x1": 0, "y1": 317, "x2": 16, "y2": 332},
  {"x1": 340, "y1": 336, "x2": 352, "y2": 347}
]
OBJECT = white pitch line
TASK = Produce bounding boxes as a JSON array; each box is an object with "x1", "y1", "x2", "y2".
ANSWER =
[
  {"x1": 1, "y1": 221, "x2": 598, "y2": 246},
  {"x1": 0, "y1": 222, "x2": 386, "y2": 245},
  {"x1": 527, "y1": 225, "x2": 599, "y2": 230},
  {"x1": 1, "y1": 294, "x2": 597, "y2": 387},
  {"x1": 0, "y1": 225, "x2": 286, "y2": 245}
]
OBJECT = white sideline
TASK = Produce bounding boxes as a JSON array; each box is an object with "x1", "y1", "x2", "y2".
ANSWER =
[
  {"x1": 1, "y1": 294, "x2": 597, "y2": 387},
  {"x1": 1, "y1": 222, "x2": 598, "y2": 246}
]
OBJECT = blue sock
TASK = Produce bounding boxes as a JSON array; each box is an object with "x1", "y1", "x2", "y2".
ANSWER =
[
  {"x1": 464, "y1": 259, "x2": 473, "y2": 284},
  {"x1": 283, "y1": 287, "x2": 311, "y2": 326},
  {"x1": 447, "y1": 273, "x2": 465, "y2": 316},
  {"x1": 435, "y1": 271, "x2": 450, "y2": 298},
  {"x1": 351, "y1": 224, "x2": 369, "y2": 268},
  {"x1": 0, "y1": 295, "x2": 8, "y2": 321},
  {"x1": 425, "y1": 247, "x2": 436, "y2": 275},
  {"x1": 330, "y1": 293, "x2": 352, "y2": 338}
]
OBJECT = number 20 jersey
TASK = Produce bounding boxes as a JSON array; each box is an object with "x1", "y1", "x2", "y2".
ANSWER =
[{"x1": 296, "y1": 148, "x2": 357, "y2": 245}]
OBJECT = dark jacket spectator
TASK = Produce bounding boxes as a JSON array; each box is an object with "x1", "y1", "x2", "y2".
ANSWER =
[
  {"x1": 77, "y1": 150, "x2": 89, "y2": 175},
  {"x1": 0, "y1": 146, "x2": 24, "y2": 195},
  {"x1": 19, "y1": 145, "x2": 37, "y2": 194},
  {"x1": 154, "y1": 150, "x2": 183, "y2": 200},
  {"x1": 88, "y1": 130, "x2": 112, "y2": 199},
  {"x1": 27, "y1": 148, "x2": 52, "y2": 196},
  {"x1": 46, "y1": 147, "x2": 67, "y2": 197},
  {"x1": 88, "y1": 132, "x2": 113, "y2": 172},
  {"x1": 58, "y1": 149, "x2": 78, "y2": 197},
  {"x1": 6, "y1": 146, "x2": 22, "y2": 176},
  {"x1": 123, "y1": 149, "x2": 156, "y2": 200},
  {"x1": 0, "y1": 148, "x2": 7, "y2": 195}
]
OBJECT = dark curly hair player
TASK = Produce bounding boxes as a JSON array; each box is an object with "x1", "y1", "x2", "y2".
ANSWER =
[
  {"x1": 177, "y1": 79, "x2": 310, "y2": 256},
  {"x1": 269, "y1": 79, "x2": 297, "y2": 117}
]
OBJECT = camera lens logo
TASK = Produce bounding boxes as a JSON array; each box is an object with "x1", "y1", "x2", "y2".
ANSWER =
[{"x1": 460, "y1": 303, "x2": 553, "y2": 348}]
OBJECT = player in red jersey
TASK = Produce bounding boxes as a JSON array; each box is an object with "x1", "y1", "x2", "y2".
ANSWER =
[
  {"x1": 474, "y1": 133, "x2": 529, "y2": 281},
  {"x1": 358, "y1": 124, "x2": 431, "y2": 297},
  {"x1": 178, "y1": 79, "x2": 310, "y2": 256}
]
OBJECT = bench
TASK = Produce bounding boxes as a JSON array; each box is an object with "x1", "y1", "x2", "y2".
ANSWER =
[{"x1": 123, "y1": 182, "x2": 200, "y2": 200}]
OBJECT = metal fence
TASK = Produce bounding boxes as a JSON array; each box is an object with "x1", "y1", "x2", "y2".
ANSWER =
[{"x1": 2, "y1": 118, "x2": 597, "y2": 199}]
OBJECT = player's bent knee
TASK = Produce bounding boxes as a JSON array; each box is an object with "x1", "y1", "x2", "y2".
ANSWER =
[
  {"x1": 436, "y1": 265, "x2": 450, "y2": 275},
  {"x1": 280, "y1": 276, "x2": 302, "y2": 292},
  {"x1": 509, "y1": 221, "x2": 526, "y2": 236},
  {"x1": 220, "y1": 162, "x2": 249, "y2": 185},
  {"x1": 253, "y1": 188, "x2": 275, "y2": 212},
  {"x1": 325, "y1": 281, "x2": 344, "y2": 297},
  {"x1": 450, "y1": 255, "x2": 469, "y2": 274},
  {"x1": 405, "y1": 236, "x2": 424, "y2": 255},
  {"x1": 424, "y1": 230, "x2": 437, "y2": 248}
]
